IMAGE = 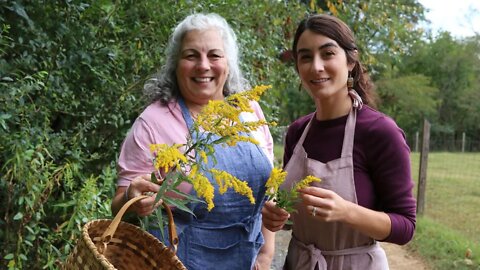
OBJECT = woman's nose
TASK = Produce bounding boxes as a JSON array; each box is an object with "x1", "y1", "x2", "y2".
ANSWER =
[
  {"x1": 312, "y1": 55, "x2": 324, "y2": 72},
  {"x1": 196, "y1": 55, "x2": 210, "y2": 71}
]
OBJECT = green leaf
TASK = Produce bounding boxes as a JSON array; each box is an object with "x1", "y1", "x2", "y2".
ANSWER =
[
  {"x1": 155, "y1": 207, "x2": 166, "y2": 242},
  {"x1": 163, "y1": 197, "x2": 196, "y2": 217},
  {"x1": 4, "y1": 254, "x2": 14, "y2": 260},
  {"x1": 170, "y1": 188, "x2": 203, "y2": 204},
  {"x1": 13, "y1": 212, "x2": 23, "y2": 220}
]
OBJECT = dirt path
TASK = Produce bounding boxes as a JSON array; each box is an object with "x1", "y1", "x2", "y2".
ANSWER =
[{"x1": 271, "y1": 230, "x2": 429, "y2": 269}]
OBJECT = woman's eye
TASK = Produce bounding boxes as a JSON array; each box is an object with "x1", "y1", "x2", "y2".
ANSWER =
[
  {"x1": 323, "y1": 51, "x2": 335, "y2": 57},
  {"x1": 209, "y1": 54, "x2": 223, "y2": 60},
  {"x1": 299, "y1": 55, "x2": 312, "y2": 61}
]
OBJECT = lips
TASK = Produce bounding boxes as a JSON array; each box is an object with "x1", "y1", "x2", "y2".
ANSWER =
[
  {"x1": 310, "y1": 78, "x2": 329, "y2": 83},
  {"x1": 193, "y1": 77, "x2": 214, "y2": 83}
]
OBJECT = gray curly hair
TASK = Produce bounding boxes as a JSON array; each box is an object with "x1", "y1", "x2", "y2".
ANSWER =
[{"x1": 144, "y1": 13, "x2": 250, "y2": 104}]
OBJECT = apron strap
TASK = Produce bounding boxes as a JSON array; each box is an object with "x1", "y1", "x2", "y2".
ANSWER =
[{"x1": 293, "y1": 90, "x2": 362, "y2": 158}]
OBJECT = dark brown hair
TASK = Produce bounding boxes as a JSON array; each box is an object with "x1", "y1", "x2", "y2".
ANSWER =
[{"x1": 292, "y1": 14, "x2": 376, "y2": 106}]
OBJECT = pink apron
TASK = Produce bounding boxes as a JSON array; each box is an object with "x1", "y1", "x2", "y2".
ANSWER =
[{"x1": 281, "y1": 96, "x2": 389, "y2": 270}]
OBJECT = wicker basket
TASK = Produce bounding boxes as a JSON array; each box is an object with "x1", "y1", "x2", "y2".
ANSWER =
[{"x1": 64, "y1": 195, "x2": 186, "y2": 270}]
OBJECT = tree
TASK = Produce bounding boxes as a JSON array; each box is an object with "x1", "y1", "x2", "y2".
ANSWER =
[{"x1": 398, "y1": 32, "x2": 480, "y2": 146}]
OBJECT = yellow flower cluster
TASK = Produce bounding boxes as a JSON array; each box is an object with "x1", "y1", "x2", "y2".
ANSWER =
[
  {"x1": 148, "y1": 85, "x2": 272, "y2": 216},
  {"x1": 149, "y1": 144, "x2": 187, "y2": 173},
  {"x1": 265, "y1": 168, "x2": 288, "y2": 197},
  {"x1": 210, "y1": 169, "x2": 255, "y2": 204},
  {"x1": 294, "y1": 175, "x2": 321, "y2": 190},
  {"x1": 194, "y1": 85, "x2": 274, "y2": 140},
  {"x1": 264, "y1": 167, "x2": 321, "y2": 213},
  {"x1": 190, "y1": 164, "x2": 215, "y2": 210}
]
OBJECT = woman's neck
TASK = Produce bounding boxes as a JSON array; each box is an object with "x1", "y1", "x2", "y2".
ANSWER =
[{"x1": 314, "y1": 94, "x2": 352, "y2": 121}]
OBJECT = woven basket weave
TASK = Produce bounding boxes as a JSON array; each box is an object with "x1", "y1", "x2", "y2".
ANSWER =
[{"x1": 64, "y1": 195, "x2": 186, "y2": 270}]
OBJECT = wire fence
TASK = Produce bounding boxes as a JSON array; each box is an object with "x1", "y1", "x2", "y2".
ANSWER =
[{"x1": 406, "y1": 131, "x2": 480, "y2": 152}]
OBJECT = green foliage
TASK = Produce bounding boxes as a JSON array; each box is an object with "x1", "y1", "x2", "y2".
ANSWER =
[
  {"x1": 410, "y1": 217, "x2": 480, "y2": 269},
  {"x1": 0, "y1": 1, "x2": 306, "y2": 268},
  {"x1": 375, "y1": 74, "x2": 439, "y2": 136},
  {"x1": 0, "y1": 1, "x2": 183, "y2": 268},
  {"x1": 409, "y1": 152, "x2": 480, "y2": 268},
  {"x1": 397, "y1": 32, "x2": 480, "y2": 143}
]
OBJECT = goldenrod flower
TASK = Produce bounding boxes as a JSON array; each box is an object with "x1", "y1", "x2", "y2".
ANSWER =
[
  {"x1": 150, "y1": 144, "x2": 187, "y2": 173},
  {"x1": 224, "y1": 135, "x2": 259, "y2": 147},
  {"x1": 294, "y1": 175, "x2": 321, "y2": 190},
  {"x1": 264, "y1": 168, "x2": 321, "y2": 213},
  {"x1": 147, "y1": 85, "x2": 273, "y2": 228},
  {"x1": 227, "y1": 85, "x2": 271, "y2": 103},
  {"x1": 210, "y1": 169, "x2": 255, "y2": 204},
  {"x1": 199, "y1": 150, "x2": 209, "y2": 164},
  {"x1": 190, "y1": 172, "x2": 215, "y2": 211},
  {"x1": 265, "y1": 168, "x2": 287, "y2": 197}
]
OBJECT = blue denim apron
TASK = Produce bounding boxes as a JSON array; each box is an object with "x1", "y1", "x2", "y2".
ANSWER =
[{"x1": 150, "y1": 99, "x2": 272, "y2": 270}]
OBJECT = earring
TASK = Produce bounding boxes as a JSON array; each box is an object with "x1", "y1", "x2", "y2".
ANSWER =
[{"x1": 347, "y1": 72, "x2": 354, "y2": 89}]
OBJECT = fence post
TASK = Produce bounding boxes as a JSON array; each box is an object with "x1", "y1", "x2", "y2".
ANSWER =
[
  {"x1": 416, "y1": 119, "x2": 430, "y2": 215},
  {"x1": 415, "y1": 131, "x2": 419, "y2": 152},
  {"x1": 462, "y1": 132, "x2": 466, "y2": 152}
]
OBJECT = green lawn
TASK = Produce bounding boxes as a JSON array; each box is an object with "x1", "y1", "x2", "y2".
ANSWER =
[
  {"x1": 411, "y1": 152, "x2": 480, "y2": 244},
  {"x1": 410, "y1": 152, "x2": 480, "y2": 269}
]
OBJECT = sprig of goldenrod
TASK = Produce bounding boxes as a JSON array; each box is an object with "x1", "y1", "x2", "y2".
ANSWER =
[
  {"x1": 149, "y1": 144, "x2": 187, "y2": 173},
  {"x1": 147, "y1": 85, "x2": 273, "y2": 218},
  {"x1": 265, "y1": 167, "x2": 321, "y2": 213},
  {"x1": 194, "y1": 85, "x2": 275, "y2": 143},
  {"x1": 210, "y1": 169, "x2": 255, "y2": 204}
]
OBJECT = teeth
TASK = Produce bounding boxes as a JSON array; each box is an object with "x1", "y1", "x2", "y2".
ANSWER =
[
  {"x1": 194, "y1": 77, "x2": 212, "y2": 83},
  {"x1": 311, "y1": 78, "x2": 329, "y2": 83}
]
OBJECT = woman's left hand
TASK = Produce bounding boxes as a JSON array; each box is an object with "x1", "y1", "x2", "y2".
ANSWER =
[{"x1": 298, "y1": 186, "x2": 352, "y2": 222}]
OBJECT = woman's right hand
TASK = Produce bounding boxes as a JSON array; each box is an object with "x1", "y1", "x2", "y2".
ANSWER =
[
  {"x1": 261, "y1": 200, "x2": 290, "y2": 232},
  {"x1": 125, "y1": 174, "x2": 162, "y2": 217}
]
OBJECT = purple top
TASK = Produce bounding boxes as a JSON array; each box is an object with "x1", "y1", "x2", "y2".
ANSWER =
[{"x1": 284, "y1": 106, "x2": 416, "y2": 245}]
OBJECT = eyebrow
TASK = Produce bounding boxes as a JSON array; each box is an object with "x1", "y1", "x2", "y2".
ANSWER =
[
  {"x1": 181, "y1": 48, "x2": 224, "y2": 54},
  {"x1": 297, "y1": 42, "x2": 339, "y2": 53}
]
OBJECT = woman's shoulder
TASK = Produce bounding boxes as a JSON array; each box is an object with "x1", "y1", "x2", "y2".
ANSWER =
[
  {"x1": 138, "y1": 100, "x2": 182, "y2": 124},
  {"x1": 358, "y1": 106, "x2": 400, "y2": 130},
  {"x1": 357, "y1": 106, "x2": 406, "y2": 142}
]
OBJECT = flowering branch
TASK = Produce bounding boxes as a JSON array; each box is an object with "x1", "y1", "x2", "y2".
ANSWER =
[
  {"x1": 143, "y1": 85, "x2": 275, "y2": 240},
  {"x1": 265, "y1": 168, "x2": 321, "y2": 213}
]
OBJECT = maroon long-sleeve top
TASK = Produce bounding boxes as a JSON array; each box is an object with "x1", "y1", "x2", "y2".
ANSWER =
[{"x1": 284, "y1": 106, "x2": 416, "y2": 245}]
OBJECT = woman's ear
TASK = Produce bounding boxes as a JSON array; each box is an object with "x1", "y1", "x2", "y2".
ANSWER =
[
  {"x1": 348, "y1": 63, "x2": 356, "y2": 72},
  {"x1": 347, "y1": 49, "x2": 358, "y2": 71}
]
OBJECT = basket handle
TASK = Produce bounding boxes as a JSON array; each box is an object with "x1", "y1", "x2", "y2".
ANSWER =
[{"x1": 100, "y1": 194, "x2": 179, "y2": 253}]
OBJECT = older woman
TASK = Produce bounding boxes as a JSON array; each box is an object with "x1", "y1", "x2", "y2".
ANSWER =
[{"x1": 111, "y1": 13, "x2": 274, "y2": 270}]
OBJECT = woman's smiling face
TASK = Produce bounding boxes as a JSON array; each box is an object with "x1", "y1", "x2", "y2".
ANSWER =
[
  {"x1": 176, "y1": 28, "x2": 229, "y2": 105},
  {"x1": 296, "y1": 30, "x2": 353, "y2": 101}
]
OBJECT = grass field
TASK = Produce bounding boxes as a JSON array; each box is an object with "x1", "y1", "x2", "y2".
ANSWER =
[
  {"x1": 409, "y1": 152, "x2": 480, "y2": 269},
  {"x1": 273, "y1": 146, "x2": 480, "y2": 269}
]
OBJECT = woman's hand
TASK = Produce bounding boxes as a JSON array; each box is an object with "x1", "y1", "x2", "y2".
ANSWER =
[
  {"x1": 299, "y1": 186, "x2": 392, "y2": 240},
  {"x1": 126, "y1": 174, "x2": 162, "y2": 217},
  {"x1": 299, "y1": 186, "x2": 351, "y2": 222},
  {"x1": 112, "y1": 174, "x2": 162, "y2": 217},
  {"x1": 261, "y1": 200, "x2": 290, "y2": 232}
]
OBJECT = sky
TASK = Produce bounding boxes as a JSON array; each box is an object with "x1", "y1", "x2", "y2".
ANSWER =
[{"x1": 418, "y1": 0, "x2": 480, "y2": 38}]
